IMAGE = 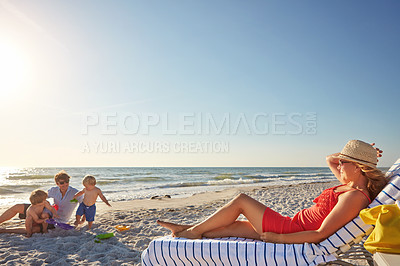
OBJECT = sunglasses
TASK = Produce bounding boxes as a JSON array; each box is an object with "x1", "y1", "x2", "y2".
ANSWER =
[
  {"x1": 58, "y1": 181, "x2": 69, "y2": 185},
  {"x1": 338, "y1": 160, "x2": 352, "y2": 166}
]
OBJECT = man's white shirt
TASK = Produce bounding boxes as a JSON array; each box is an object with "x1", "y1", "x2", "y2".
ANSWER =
[{"x1": 48, "y1": 186, "x2": 83, "y2": 223}]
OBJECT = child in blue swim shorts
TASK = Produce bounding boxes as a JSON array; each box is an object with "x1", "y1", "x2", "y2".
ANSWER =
[{"x1": 73, "y1": 175, "x2": 111, "y2": 229}]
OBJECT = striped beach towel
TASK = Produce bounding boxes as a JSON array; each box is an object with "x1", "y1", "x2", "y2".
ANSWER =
[
  {"x1": 141, "y1": 159, "x2": 400, "y2": 266},
  {"x1": 142, "y1": 236, "x2": 335, "y2": 266}
]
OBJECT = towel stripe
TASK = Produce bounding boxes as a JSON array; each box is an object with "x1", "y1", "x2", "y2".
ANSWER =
[
  {"x1": 382, "y1": 190, "x2": 396, "y2": 202},
  {"x1": 233, "y1": 240, "x2": 238, "y2": 265},
  {"x1": 343, "y1": 225, "x2": 355, "y2": 239},
  {"x1": 209, "y1": 241, "x2": 216, "y2": 266},
  {"x1": 375, "y1": 198, "x2": 383, "y2": 205},
  {"x1": 390, "y1": 181, "x2": 400, "y2": 191},
  {"x1": 217, "y1": 242, "x2": 221, "y2": 265},
  {"x1": 153, "y1": 239, "x2": 160, "y2": 265},
  {"x1": 169, "y1": 240, "x2": 178, "y2": 266},
  {"x1": 142, "y1": 254, "x2": 149, "y2": 266},
  {"x1": 263, "y1": 241, "x2": 267, "y2": 266},
  {"x1": 185, "y1": 241, "x2": 194, "y2": 266},
  {"x1": 254, "y1": 241, "x2": 257, "y2": 266},
  {"x1": 175, "y1": 241, "x2": 184, "y2": 266},
  {"x1": 226, "y1": 241, "x2": 232, "y2": 266},
  {"x1": 321, "y1": 245, "x2": 329, "y2": 255},
  {"x1": 160, "y1": 240, "x2": 167, "y2": 266},
  {"x1": 301, "y1": 243, "x2": 308, "y2": 265},
  {"x1": 192, "y1": 242, "x2": 201, "y2": 266},
  {"x1": 245, "y1": 242, "x2": 248, "y2": 266},
  {"x1": 352, "y1": 219, "x2": 366, "y2": 234},
  {"x1": 293, "y1": 244, "x2": 299, "y2": 266},
  {"x1": 283, "y1": 243, "x2": 287, "y2": 266},
  {"x1": 201, "y1": 241, "x2": 209, "y2": 266},
  {"x1": 310, "y1": 243, "x2": 315, "y2": 256},
  {"x1": 335, "y1": 232, "x2": 346, "y2": 245},
  {"x1": 326, "y1": 238, "x2": 338, "y2": 249}
]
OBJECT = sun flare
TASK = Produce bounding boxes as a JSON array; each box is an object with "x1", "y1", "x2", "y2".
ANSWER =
[{"x1": 0, "y1": 42, "x2": 29, "y2": 99}]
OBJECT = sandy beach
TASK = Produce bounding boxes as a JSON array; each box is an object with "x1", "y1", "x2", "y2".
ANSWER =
[{"x1": 1, "y1": 180, "x2": 369, "y2": 266}]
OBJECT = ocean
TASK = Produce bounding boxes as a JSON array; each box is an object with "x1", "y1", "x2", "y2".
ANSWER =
[{"x1": 0, "y1": 166, "x2": 354, "y2": 207}]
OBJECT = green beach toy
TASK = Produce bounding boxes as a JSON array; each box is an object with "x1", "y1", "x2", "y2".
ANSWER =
[
  {"x1": 70, "y1": 198, "x2": 78, "y2": 203},
  {"x1": 94, "y1": 239, "x2": 101, "y2": 243},
  {"x1": 96, "y1": 233, "x2": 114, "y2": 240}
]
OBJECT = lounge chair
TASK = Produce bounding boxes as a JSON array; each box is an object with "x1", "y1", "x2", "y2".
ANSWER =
[{"x1": 141, "y1": 159, "x2": 400, "y2": 266}]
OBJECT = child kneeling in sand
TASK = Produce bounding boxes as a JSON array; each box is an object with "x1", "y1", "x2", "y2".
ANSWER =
[
  {"x1": 73, "y1": 175, "x2": 111, "y2": 229},
  {"x1": 26, "y1": 189, "x2": 58, "y2": 237}
]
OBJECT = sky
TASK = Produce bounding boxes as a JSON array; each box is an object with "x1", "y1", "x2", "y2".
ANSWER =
[{"x1": 0, "y1": 0, "x2": 399, "y2": 167}]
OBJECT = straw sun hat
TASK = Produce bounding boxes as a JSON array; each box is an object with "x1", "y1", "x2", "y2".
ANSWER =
[{"x1": 336, "y1": 140, "x2": 378, "y2": 169}]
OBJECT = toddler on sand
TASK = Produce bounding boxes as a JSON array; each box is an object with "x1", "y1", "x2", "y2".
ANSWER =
[
  {"x1": 73, "y1": 175, "x2": 111, "y2": 229},
  {"x1": 25, "y1": 189, "x2": 58, "y2": 237}
]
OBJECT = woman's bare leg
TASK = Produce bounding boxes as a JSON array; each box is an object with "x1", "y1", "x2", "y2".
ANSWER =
[
  {"x1": 171, "y1": 193, "x2": 266, "y2": 239},
  {"x1": 203, "y1": 220, "x2": 260, "y2": 239},
  {"x1": 0, "y1": 228, "x2": 27, "y2": 234},
  {"x1": 0, "y1": 204, "x2": 26, "y2": 224},
  {"x1": 157, "y1": 220, "x2": 260, "y2": 239}
]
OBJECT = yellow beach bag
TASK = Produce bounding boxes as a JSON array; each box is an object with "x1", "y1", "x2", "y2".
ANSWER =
[{"x1": 359, "y1": 202, "x2": 400, "y2": 254}]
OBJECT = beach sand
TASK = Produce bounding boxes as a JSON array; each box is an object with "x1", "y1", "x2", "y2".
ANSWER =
[{"x1": 0, "y1": 180, "x2": 370, "y2": 265}]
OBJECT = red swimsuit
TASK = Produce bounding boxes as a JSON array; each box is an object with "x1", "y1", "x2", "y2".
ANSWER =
[{"x1": 262, "y1": 185, "x2": 371, "y2": 233}]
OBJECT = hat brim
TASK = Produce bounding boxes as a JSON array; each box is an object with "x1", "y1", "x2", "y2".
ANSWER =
[{"x1": 334, "y1": 153, "x2": 378, "y2": 169}]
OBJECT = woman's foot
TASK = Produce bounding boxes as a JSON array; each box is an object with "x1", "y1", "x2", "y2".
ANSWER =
[{"x1": 156, "y1": 220, "x2": 192, "y2": 235}]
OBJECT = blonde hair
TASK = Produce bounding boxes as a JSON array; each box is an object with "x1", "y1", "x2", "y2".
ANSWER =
[
  {"x1": 355, "y1": 163, "x2": 388, "y2": 199},
  {"x1": 29, "y1": 189, "x2": 48, "y2": 205},
  {"x1": 55, "y1": 170, "x2": 70, "y2": 183},
  {"x1": 83, "y1": 175, "x2": 96, "y2": 186}
]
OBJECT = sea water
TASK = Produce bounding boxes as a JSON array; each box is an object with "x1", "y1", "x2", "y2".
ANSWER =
[{"x1": 0, "y1": 166, "x2": 350, "y2": 207}]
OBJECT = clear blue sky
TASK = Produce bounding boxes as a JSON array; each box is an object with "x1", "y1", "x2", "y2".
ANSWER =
[{"x1": 0, "y1": 0, "x2": 399, "y2": 167}]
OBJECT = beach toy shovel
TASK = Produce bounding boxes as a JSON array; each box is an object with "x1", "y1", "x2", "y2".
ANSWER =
[
  {"x1": 115, "y1": 225, "x2": 130, "y2": 232},
  {"x1": 46, "y1": 219, "x2": 74, "y2": 230},
  {"x1": 96, "y1": 233, "x2": 114, "y2": 239}
]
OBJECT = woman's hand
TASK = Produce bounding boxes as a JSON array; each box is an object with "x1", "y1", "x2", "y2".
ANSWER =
[
  {"x1": 260, "y1": 232, "x2": 281, "y2": 243},
  {"x1": 326, "y1": 152, "x2": 340, "y2": 163},
  {"x1": 370, "y1": 143, "x2": 383, "y2": 162}
]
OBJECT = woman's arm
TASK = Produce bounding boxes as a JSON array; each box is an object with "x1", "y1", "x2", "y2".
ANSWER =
[
  {"x1": 260, "y1": 190, "x2": 369, "y2": 244},
  {"x1": 326, "y1": 153, "x2": 341, "y2": 180}
]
